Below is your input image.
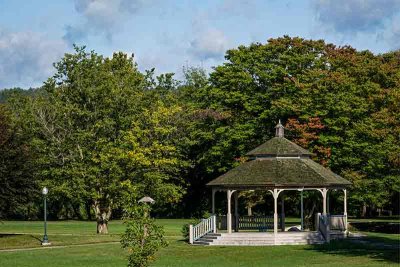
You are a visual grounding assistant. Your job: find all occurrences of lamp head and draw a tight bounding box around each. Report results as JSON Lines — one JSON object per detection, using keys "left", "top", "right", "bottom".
{"left": 42, "top": 187, "right": 48, "bottom": 195}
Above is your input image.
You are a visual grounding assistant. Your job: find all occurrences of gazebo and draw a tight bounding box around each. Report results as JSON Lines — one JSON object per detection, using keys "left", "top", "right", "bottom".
{"left": 189, "top": 121, "right": 351, "bottom": 245}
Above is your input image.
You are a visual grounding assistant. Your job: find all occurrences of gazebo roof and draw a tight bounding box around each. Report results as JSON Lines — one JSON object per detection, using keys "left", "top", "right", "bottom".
{"left": 207, "top": 157, "right": 351, "bottom": 188}
{"left": 207, "top": 121, "right": 351, "bottom": 189}
{"left": 246, "top": 137, "right": 313, "bottom": 157}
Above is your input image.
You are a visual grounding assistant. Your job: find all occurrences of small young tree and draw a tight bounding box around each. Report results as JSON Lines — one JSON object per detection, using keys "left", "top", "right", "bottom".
{"left": 121, "top": 203, "right": 167, "bottom": 267}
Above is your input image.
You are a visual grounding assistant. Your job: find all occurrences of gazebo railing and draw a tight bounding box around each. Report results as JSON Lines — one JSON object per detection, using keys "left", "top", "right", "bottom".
{"left": 329, "top": 215, "right": 347, "bottom": 231}
{"left": 189, "top": 215, "right": 216, "bottom": 244}
{"left": 218, "top": 215, "right": 282, "bottom": 231}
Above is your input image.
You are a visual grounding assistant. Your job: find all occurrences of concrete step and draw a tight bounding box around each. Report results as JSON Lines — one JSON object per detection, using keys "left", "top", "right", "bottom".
{"left": 211, "top": 241, "right": 275, "bottom": 246}
{"left": 206, "top": 233, "right": 222, "bottom": 237}
{"left": 193, "top": 241, "right": 211, "bottom": 245}
{"left": 194, "top": 232, "right": 325, "bottom": 246}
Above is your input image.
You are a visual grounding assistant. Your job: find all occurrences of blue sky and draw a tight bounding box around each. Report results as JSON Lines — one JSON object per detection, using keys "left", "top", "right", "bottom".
{"left": 0, "top": 0, "right": 399, "bottom": 89}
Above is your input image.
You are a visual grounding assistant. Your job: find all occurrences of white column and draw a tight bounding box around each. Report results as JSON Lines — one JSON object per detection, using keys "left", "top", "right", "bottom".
{"left": 212, "top": 188, "right": 216, "bottom": 214}
{"left": 300, "top": 190, "right": 304, "bottom": 231}
{"left": 327, "top": 192, "right": 330, "bottom": 214}
{"left": 273, "top": 189, "right": 278, "bottom": 242}
{"left": 269, "top": 189, "right": 282, "bottom": 244}
{"left": 227, "top": 190, "right": 232, "bottom": 234}
{"left": 234, "top": 191, "right": 239, "bottom": 232}
{"left": 212, "top": 215, "right": 217, "bottom": 233}
{"left": 343, "top": 189, "right": 348, "bottom": 232}
{"left": 322, "top": 188, "right": 328, "bottom": 215}
{"left": 281, "top": 195, "right": 285, "bottom": 231}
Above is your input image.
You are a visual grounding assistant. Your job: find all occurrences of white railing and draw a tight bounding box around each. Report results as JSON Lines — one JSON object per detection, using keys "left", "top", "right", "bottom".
{"left": 329, "top": 215, "right": 347, "bottom": 231}
{"left": 317, "top": 213, "right": 330, "bottom": 242}
{"left": 189, "top": 215, "right": 216, "bottom": 244}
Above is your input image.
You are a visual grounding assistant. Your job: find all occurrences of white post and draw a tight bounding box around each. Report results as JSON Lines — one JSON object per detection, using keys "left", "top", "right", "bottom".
{"left": 273, "top": 189, "right": 278, "bottom": 244}
{"left": 234, "top": 191, "right": 239, "bottom": 232}
{"left": 212, "top": 188, "right": 216, "bottom": 214}
{"left": 343, "top": 189, "right": 348, "bottom": 233}
{"left": 322, "top": 188, "right": 328, "bottom": 215}
{"left": 315, "top": 212, "right": 320, "bottom": 231}
{"left": 227, "top": 190, "right": 232, "bottom": 234}
{"left": 327, "top": 191, "right": 330, "bottom": 214}
{"left": 281, "top": 195, "right": 285, "bottom": 231}
{"left": 300, "top": 190, "right": 304, "bottom": 231}
{"left": 189, "top": 224, "right": 193, "bottom": 244}
{"left": 212, "top": 215, "right": 217, "bottom": 233}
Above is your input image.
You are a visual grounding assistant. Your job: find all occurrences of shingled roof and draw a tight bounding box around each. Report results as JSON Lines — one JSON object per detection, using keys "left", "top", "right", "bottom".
{"left": 207, "top": 121, "right": 351, "bottom": 189}
{"left": 246, "top": 137, "right": 313, "bottom": 157}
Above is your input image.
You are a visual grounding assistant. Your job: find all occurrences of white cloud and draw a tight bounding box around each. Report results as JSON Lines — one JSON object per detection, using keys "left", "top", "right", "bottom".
{"left": 313, "top": 0, "right": 400, "bottom": 34}
{"left": 189, "top": 28, "right": 230, "bottom": 60}
{"left": 0, "top": 29, "right": 67, "bottom": 89}
{"left": 64, "top": 0, "right": 154, "bottom": 44}
{"left": 389, "top": 17, "right": 400, "bottom": 49}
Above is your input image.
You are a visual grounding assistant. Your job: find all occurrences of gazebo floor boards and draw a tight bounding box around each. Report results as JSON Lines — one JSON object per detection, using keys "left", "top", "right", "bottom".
{"left": 193, "top": 231, "right": 326, "bottom": 246}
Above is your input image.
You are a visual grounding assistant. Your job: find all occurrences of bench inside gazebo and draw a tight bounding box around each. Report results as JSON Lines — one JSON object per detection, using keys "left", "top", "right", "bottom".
{"left": 189, "top": 121, "right": 351, "bottom": 246}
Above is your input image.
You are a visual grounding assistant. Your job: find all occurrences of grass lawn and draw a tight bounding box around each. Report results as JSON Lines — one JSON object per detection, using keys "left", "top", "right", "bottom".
{"left": 0, "top": 219, "right": 398, "bottom": 267}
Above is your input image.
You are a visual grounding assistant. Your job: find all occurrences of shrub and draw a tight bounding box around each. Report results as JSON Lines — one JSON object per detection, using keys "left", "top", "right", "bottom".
{"left": 121, "top": 205, "right": 167, "bottom": 267}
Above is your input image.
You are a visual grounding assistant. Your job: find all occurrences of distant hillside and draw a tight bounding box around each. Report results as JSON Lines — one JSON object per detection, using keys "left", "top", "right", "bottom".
{"left": 0, "top": 87, "right": 42, "bottom": 103}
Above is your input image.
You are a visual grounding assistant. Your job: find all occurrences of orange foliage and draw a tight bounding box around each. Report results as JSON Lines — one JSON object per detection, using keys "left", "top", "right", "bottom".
{"left": 285, "top": 117, "right": 331, "bottom": 166}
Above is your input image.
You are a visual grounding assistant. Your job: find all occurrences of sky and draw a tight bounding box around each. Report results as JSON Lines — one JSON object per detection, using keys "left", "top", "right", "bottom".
{"left": 0, "top": 0, "right": 399, "bottom": 89}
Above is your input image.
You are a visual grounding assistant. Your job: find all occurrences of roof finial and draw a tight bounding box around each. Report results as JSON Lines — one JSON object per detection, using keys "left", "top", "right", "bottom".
{"left": 275, "top": 120, "right": 284, "bottom": 137}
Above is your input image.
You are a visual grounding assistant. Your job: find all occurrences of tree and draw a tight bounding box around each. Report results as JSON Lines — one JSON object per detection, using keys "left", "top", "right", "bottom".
{"left": 0, "top": 104, "right": 37, "bottom": 218}
{"left": 28, "top": 47, "right": 185, "bottom": 232}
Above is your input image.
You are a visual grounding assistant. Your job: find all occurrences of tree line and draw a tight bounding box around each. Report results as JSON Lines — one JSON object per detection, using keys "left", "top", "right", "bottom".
{"left": 0, "top": 37, "right": 399, "bottom": 232}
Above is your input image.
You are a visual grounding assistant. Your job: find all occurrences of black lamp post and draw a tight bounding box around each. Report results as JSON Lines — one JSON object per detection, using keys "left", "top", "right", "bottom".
{"left": 41, "top": 187, "right": 50, "bottom": 246}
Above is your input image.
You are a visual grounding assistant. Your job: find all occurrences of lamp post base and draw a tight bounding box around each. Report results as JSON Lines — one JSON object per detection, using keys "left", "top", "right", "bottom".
{"left": 42, "top": 235, "right": 50, "bottom": 246}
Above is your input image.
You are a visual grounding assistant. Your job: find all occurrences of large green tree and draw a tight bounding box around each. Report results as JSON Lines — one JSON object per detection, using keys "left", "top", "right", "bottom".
{"left": 27, "top": 47, "right": 185, "bottom": 232}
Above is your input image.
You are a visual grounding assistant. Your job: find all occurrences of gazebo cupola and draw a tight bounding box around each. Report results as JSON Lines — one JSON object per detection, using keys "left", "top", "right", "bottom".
{"left": 246, "top": 120, "right": 313, "bottom": 160}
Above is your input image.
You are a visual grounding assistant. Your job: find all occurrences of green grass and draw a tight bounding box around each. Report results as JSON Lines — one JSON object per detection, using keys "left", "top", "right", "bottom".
{"left": 0, "top": 219, "right": 398, "bottom": 267}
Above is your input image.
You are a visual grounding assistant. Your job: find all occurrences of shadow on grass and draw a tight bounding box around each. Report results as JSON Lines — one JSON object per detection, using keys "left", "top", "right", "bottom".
{"left": 29, "top": 234, "right": 43, "bottom": 243}
{"left": 350, "top": 222, "right": 400, "bottom": 234}
{"left": 307, "top": 237, "right": 400, "bottom": 264}
{"left": 0, "top": 233, "right": 43, "bottom": 245}
{"left": 0, "top": 233, "right": 19, "bottom": 237}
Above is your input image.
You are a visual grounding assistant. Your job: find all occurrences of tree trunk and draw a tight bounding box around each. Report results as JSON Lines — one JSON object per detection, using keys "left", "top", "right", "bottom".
{"left": 97, "top": 220, "right": 109, "bottom": 234}
{"left": 361, "top": 203, "right": 367, "bottom": 218}
{"left": 247, "top": 206, "right": 252, "bottom": 216}
{"left": 93, "top": 200, "right": 112, "bottom": 234}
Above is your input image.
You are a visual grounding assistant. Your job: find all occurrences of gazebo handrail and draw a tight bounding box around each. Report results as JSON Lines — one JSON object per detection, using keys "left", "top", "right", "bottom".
{"left": 189, "top": 215, "right": 216, "bottom": 244}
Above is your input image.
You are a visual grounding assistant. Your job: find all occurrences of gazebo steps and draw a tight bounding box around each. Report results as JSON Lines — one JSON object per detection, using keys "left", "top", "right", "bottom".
{"left": 194, "top": 232, "right": 325, "bottom": 246}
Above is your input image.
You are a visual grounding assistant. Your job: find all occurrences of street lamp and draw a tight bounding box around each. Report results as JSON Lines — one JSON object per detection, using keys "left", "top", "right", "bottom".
{"left": 41, "top": 187, "right": 51, "bottom": 246}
